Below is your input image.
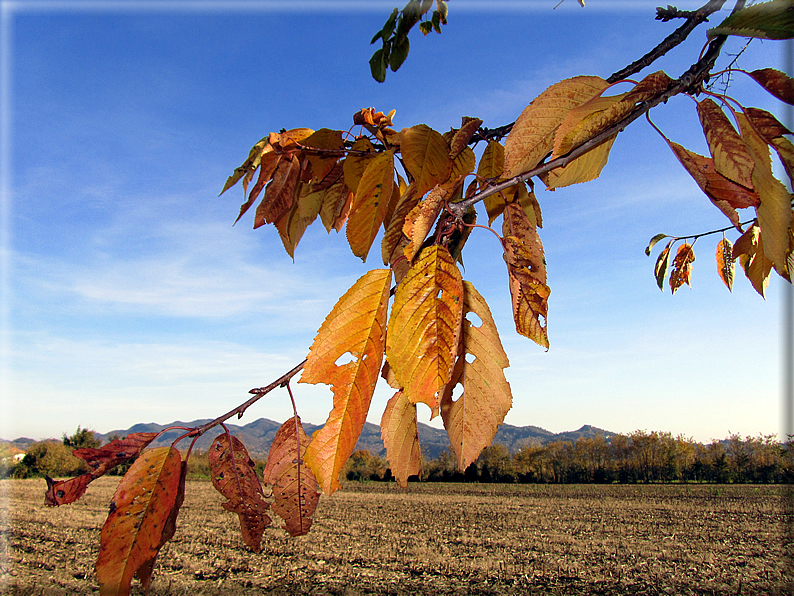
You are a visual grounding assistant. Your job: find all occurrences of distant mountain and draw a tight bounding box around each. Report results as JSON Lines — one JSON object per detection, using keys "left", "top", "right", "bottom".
{"left": 89, "top": 418, "right": 614, "bottom": 462}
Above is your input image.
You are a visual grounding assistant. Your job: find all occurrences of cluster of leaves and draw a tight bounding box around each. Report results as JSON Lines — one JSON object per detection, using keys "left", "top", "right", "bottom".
{"left": 645, "top": 68, "right": 794, "bottom": 297}
{"left": 369, "top": 0, "right": 448, "bottom": 82}
{"left": 43, "top": 1, "right": 794, "bottom": 594}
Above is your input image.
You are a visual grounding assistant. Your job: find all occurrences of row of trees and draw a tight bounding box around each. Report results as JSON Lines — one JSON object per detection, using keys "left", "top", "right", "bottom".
{"left": 344, "top": 431, "right": 793, "bottom": 484}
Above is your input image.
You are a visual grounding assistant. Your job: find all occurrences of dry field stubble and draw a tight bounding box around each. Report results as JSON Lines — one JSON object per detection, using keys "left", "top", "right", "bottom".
{"left": 1, "top": 478, "right": 790, "bottom": 595}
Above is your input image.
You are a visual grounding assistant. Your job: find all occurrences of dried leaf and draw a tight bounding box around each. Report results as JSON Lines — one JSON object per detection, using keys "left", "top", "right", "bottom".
{"left": 380, "top": 390, "right": 422, "bottom": 487}
{"left": 301, "top": 269, "right": 392, "bottom": 495}
{"left": 45, "top": 433, "right": 158, "bottom": 507}
{"left": 504, "top": 76, "right": 609, "bottom": 178}
{"left": 669, "top": 243, "right": 695, "bottom": 294}
{"left": 400, "top": 124, "right": 453, "bottom": 196}
{"left": 275, "top": 184, "right": 324, "bottom": 258}
{"left": 386, "top": 245, "right": 463, "bottom": 414}
{"left": 236, "top": 152, "right": 281, "bottom": 226}
{"left": 261, "top": 417, "right": 320, "bottom": 537}
{"left": 697, "top": 98, "right": 755, "bottom": 189}
{"left": 255, "top": 154, "right": 300, "bottom": 228}
{"left": 209, "top": 434, "right": 271, "bottom": 552}
{"left": 221, "top": 137, "right": 270, "bottom": 196}
{"left": 449, "top": 117, "right": 483, "bottom": 158}
{"left": 717, "top": 238, "right": 735, "bottom": 291}
{"left": 347, "top": 149, "right": 395, "bottom": 260}
{"left": 502, "top": 202, "right": 549, "bottom": 347}
{"left": 402, "top": 184, "right": 448, "bottom": 261}
{"left": 95, "top": 447, "right": 183, "bottom": 596}
{"left": 654, "top": 241, "right": 673, "bottom": 291}
{"left": 440, "top": 281, "right": 512, "bottom": 471}
{"left": 302, "top": 128, "right": 345, "bottom": 182}
{"left": 622, "top": 71, "right": 674, "bottom": 104}
{"left": 382, "top": 183, "right": 420, "bottom": 266}
{"left": 744, "top": 107, "right": 793, "bottom": 140}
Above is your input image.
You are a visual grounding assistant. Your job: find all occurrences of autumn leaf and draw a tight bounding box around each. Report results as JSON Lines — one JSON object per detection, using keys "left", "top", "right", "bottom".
{"left": 654, "top": 240, "right": 673, "bottom": 291}
{"left": 386, "top": 245, "right": 463, "bottom": 414}
{"left": 736, "top": 111, "right": 794, "bottom": 274}
{"left": 747, "top": 68, "right": 794, "bottom": 104}
{"left": 502, "top": 202, "right": 550, "bottom": 347}
{"left": 504, "top": 76, "right": 609, "bottom": 178}
{"left": 275, "top": 183, "right": 324, "bottom": 258}
{"left": 95, "top": 447, "right": 183, "bottom": 596}
{"left": 622, "top": 71, "right": 674, "bottom": 104}
{"left": 697, "top": 98, "right": 755, "bottom": 189}
{"left": 733, "top": 224, "right": 774, "bottom": 296}
{"left": 645, "top": 233, "right": 669, "bottom": 257}
{"left": 476, "top": 140, "right": 507, "bottom": 225}
{"left": 402, "top": 184, "right": 449, "bottom": 261}
{"left": 717, "top": 238, "right": 735, "bottom": 291}
{"left": 319, "top": 178, "right": 353, "bottom": 233}
{"left": 209, "top": 434, "right": 271, "bottom": 552}
{"left": 400, "top": 124, "right": 453, "bottom": 196}
{"left": 552, "top": 92, "right": 631, "bottom": 158}
{"left": 343, "top": 137, "right": 377, "bottom": 194}
{"left": 301, "top": 268, "right": 392, "bottom": 495}
{"left": 382, "top": 183, "right": 420, "bottom": 267}
{"left": 669, "top": 243, "right": 695, "bottom": 294}
{"left": 543, "top": 134, "right": 617, "bottom": 189}
{"left": 45, "top": 433, "right": 158, "bottom": 507}
{"left": 449, "top": 117, "right": 483, "bottom": 158}
{"left": 255, "top": 154, "right": 300, "bottom": 229}
{"left": 380, "top": 389, "right": 422, "bottom": 487}
{"left": 261, "top": 416, "right": 320, "bottom": 537}
{"left": 347, "top": 149, "right": 395, "bottom": 260}
{"left": 440, "top": 281, "right": 512, "bottom": 471}
{"left": 302, "top": 128, "right": 345, "bottom": 182}
{"left": 236, "top": 152, "right": 281, "bottom": 226}
{"left": 220, "top": 136, "right": 270, "bottom": 197}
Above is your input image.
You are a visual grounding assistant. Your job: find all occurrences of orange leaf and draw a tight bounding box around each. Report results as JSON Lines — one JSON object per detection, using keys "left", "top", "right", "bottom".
{"left": 380, "top": 390, "right": 422, "bottom": 487}
{"left": 209, "top": 434, "right": 271, "bottom": 552}
{"left": 748, "top": 68, "right": 794, "bottom": 105}
{"left": 400, "top": 124, "right": 453, "bottom": 196}
{"left": 669, "top": 243, "right": 695, "bottom": 294}
{"left": 381, "top": 183, "right": 420, "bottom": 267}
{"left": 254, "top": 154, "right": 300, "bottom": 228}
{"left": 274, "top": 183, "right": 324, "bottom": 258}
{"left": 552, "top": 92, "right": 630, "bottom": 158}
{"left": 343, "top": 138, "right": 377, "bottom": 194}
{"left": 45, "top": 433, "right": 157, "bottom": 507}
{"left": 301, "top": 268, "right": 392, "bottom": 495}
{"left": 402, "top": 184, "right": 449, "bottom": 262}
{"left": 449, "top": 117, "right": 483, "bottom": 159}
{"left": 622, "top": 71, "right": 673, "bottom": 105}
{"left": 95, "top": 447, "right": 182, "bottom": 596}
{"left": 502, "top": 202, "right": 550, "bottom": 347}
{"left": 654, "top": 240, "right": 673, "bottom": 291}
{"left": 697, "top": 98, "right": 755, "bottom": 189}
{"left": 744, "top": 107, "right": 793, "bottom": 140}
{"left": 236, "top": 152, "right": 281, "bottom": 226}
{"left": 346, "top": 149, "right": 395, "bottom": 260}
{"left": 440, "top": 281, "right": 512, "bottom": 471}
{"left": 261, "top": 417, "right": 320, "bottom": 537}
{"left": 716, "top": 238, "right": 735, "bottom": 291}
{"left": 386, "top": 245, "right": 463, "bottom": 414}
{"left": 504, "top": 76, "right": 609, "bottom": 178}
{"left": 301, "top": 128, "right": 345, "bottom": 182}
{"left": 733, "top": 224, "right": 773, "bottom": 297}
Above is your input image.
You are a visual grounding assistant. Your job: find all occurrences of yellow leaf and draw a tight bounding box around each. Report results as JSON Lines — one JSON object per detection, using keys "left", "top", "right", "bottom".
{"left": 380, "top": 390, "right": 422, "bottom": 487}
{"left": 543, "top": 134, "right": 617, "bottom": 190}
{"left": 697, "top": 98, "right": 755, "bottom": 189}
{"left": 552, "top": 92, "right": 631, "bottom": 158}
{"left": 386, "top": 245, "right": 463, "bottom": 414}
{"left": 733, "top": 224, "right": 773, "bottom": 297}
{"left": 502, "top": 202, "right": 550, "bottom": 347}
{"left": 402, "top": 184, "right": 449, "bottom": 262}
{"left": 343, "top": 138, "right": 376, "bottom": 194}
{"left": 504, "top": 76, "right": 609, "bottom": 178}
{"left": 274, "top": 183, "right": 323, "bottom": 258}
{"left": 736, "top": 111, "right": 794, "bottom": 274}
{"left": 318, "top": 178, "right": 352, "bottom": 233}
{"left": 449, "top": 117, "right": 483, "bottom": 158}
{"left": 440, "top": 281, "right": 512, "bottom": 471}
{"left": 301, "top": 269, "right": 392, "bottom": 495}
{"left": 346, "top": 149, "right": 395, "bottom": 261}
{"left": 302, "top": 128, "right": 345, "bottom": 182}
{"left": 381, "top": 183, "right": 420, "bottom": 266}
{"left": 400, "top": 124, "right": 453, "bottom": 196}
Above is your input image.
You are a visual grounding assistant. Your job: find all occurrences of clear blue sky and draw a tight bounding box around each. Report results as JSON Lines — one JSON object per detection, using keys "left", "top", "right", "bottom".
{"left": 1, "top": 1, "right": 789, "bottom": 444}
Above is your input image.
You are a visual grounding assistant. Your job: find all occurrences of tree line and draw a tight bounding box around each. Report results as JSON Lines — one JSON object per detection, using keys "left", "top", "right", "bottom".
{"left": 343, "top": 430, "right": 793, "bottom": 484}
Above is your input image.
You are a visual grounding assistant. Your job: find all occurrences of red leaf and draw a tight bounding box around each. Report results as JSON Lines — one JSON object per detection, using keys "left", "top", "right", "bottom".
{"left": 261, "top": 417, "right": 320, "bottom": 537}
{"left": 209, "top": 434, "right": 271, "bottom": 552}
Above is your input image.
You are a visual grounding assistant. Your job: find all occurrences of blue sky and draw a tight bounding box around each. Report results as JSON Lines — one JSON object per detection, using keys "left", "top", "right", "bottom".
{"left": 1, "top": 0, "right": 790, "bottom": 444}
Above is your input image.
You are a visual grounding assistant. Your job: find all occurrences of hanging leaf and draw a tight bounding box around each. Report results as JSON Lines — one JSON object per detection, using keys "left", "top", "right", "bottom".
{"left": 346, "top": 149, "right": 395, "bottom": 261}
{"left": 502, "top": 202, "right": 550, "bottom": 347}
{"left": 45, "top": 433, "right": 157, "bottom": 507}
{"left": 220, "top": 137, "right": 270, "bottom": 196}
{"left": 301, "top": 269, "right": 392, "bottom": 495}
{"left": 669, "top": 243, "right": 696, "bottom": 294}
{"left": 542, "top": 134, "right": 617, "bottom": 189}
{"left": 654, "top": 240, "right": 674, "bottom": 291}
{"left": 449, "top": 117, "right": 483, "bottom": 158}
{"left": 302, "top": 128, "right": 345, "bottom": 182}
{"left": 275, "top": 184, "right": 324, "bottom": 258}
{"left": 382, "top": 183, "right": 421, "bottom": 267}
{"left": 504, "top": 76, "right": 609, "bottom": 178}
{"left": 237, "top": 152, "right": 281, "bottom": 226}
{"left": 707, "top": 0, "right": 794, "bottom": 41}
{"left": 645, "top": 233, "right": 669, "bottom": 257}
{"left": 400, "top": 124, "right": 453, "bottom": 196}
{"left": 386, "top": 245, "right": 464, "bottom": 414}
{"left": 254, "top": 154, "right": 300, "bottom": 229}
{"left": 261, "top": 417, "right": 320, "bottom": 537}
{"left": 733, "top": 224, "right": 774, "bottom": 297}
{"left": 477, "top": 140, "right": 507, "bottom": 225}
{"left": 343, "top": 138, "right": 377, "bottom": 194}
{"left": 736, "top": 111, "right": 794, "bottom": 275}
{"left": 744, "top": 107, "right": 793, "bottom": 139}
{"left": 717, "top": 238, "right": 736, "bottom": 291}
{"left": 402, "top": 184, "right": 449, "bottom": 261}
{"left": 380, "top": 390, "right": 422, "bottom": 487}
{"left": 440, "top": 281, "right": 512, "bottom": 471}
{"left": 209, "top": 434, "right": 271, "bottom": 552}
{"left": 697, "top": 98, "right": 755, "bottom": 189}
{"left": 95, "top": 447, "right": 183, "bottom": 596}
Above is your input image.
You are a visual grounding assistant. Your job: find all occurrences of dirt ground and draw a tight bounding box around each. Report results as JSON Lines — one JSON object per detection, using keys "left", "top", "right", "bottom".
{"left": 1, "top": 478, "right": 791, "bottom": 595}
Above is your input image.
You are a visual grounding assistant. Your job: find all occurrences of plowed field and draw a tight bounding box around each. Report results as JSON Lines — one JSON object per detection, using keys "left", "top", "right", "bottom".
{"left": 1, "top": 479, "right": 790, "bottom": 595}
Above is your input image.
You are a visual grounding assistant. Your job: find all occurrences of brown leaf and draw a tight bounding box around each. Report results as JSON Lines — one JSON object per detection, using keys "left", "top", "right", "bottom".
{"left": 440, "top": 281, "right": 512, "bottom": 471}
{"left": 477, "top": 140, "right": 507, "bottom": 225}
{"left": 209, "top": 434, "right": 271, "bottom": 552}
{"left": 301, "top": 128, "right": 345, "bottom": 183}
{"left": 669, "top": 243, "right": 695, "bottom": 294}
{"left": 261, "top": 417, "right": 320, "bottom": 537}
{"left": 301, "top": 269, "right": 392, "bottom": 495}
{"left": 622, "top": 71, "right": 674, "bottom": 105}
{"left": 402, "top": 184, "right": 449, "bottom": 262}
{"left": 716, "top": 238, "right": 735, "bottom": 291}
{"left": 697, "top": 98, "right": 755, "bottom": 189}
{"left": 236, "top": 152, "right": 281, "bottom": 226}
{"left": 744, "top": 107, "right": 793, "bottom": 140}
{"left": 381, "top": 183, "right": 420, "bottom": 267}
{"left": 380, "top": 390, "right": 422, "bottom": 487}
{"left": 95, "top": 447, "right": 183, "bottom": 596}
{"left": 386, "top": 245, "right": 464, "bottom": 414}
{"left": 748, "top": 68, "right": 794, "bottom": 105}
{"left": 254, "top": 154, "right": 300, "bottom": 228}
{"left": 400, "top": 124, "right": 453, "bottom": 196}
{"left": 449, "top": 117, "right": 483, "bottom": 158}
{"left": 45, "top": 433, "right": 158, "bottom": 507}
